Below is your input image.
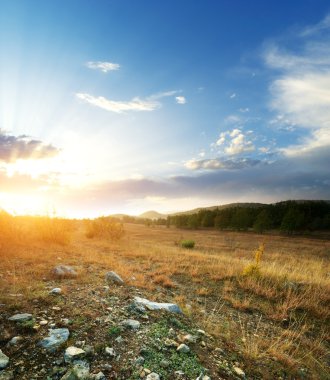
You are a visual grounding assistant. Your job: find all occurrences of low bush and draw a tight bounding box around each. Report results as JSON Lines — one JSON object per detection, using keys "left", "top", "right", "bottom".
{"left": 180, "top": 239, "right": 195, "bottom": 249}
{"left": 85, "top": 217, "right": 125, "bottom": 240}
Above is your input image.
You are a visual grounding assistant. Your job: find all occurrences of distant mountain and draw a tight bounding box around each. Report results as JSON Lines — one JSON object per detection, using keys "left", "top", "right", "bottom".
{"left": 139, "top": 210, "right": 167, "bottom": 220}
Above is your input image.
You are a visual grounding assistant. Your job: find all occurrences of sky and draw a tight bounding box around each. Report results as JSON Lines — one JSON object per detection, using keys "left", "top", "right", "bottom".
{"left": 0, "top": 0, "right": 330, "bottom": 218}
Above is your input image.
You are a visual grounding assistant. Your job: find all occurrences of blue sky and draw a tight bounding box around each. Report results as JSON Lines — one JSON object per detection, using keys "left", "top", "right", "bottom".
{"left": 0, "top": 1, "right": 329, "bottom": 217}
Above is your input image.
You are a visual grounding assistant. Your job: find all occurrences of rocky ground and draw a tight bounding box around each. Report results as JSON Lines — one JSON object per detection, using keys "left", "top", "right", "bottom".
{"left": 0, "top": 265, "right": 251, "bottom": 380}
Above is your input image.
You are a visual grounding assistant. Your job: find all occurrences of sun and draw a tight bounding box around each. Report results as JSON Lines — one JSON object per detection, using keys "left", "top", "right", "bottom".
{"left": 0, "top": 192, "right": 48, "bottom": 216}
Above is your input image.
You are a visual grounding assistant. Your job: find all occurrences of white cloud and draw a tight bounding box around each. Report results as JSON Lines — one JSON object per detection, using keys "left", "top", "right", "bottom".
{"left": 175, "top": 96, "right": 186, "bottom": 104}
{"left": 265, "top": 18, "right": 330, "bottom": 156}
{"left": 86, "top": 61, "right": 120, "bottom": 72}
{"left": 239, "top": 107, "right": 250, "bottom": 113}
{"left": 215, "top": 129, "right": 255, "bottom": 155}
{"left": 76, "top": 90, "right": 179, "bottom": 113}
{"left": 230, "top": 93, "right": 236, "bottom": 99}
{"left": 76, "top": 93, "right": 159, "bottom": 113}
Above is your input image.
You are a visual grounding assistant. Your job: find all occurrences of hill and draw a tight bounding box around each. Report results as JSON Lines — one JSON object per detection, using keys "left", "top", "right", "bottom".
{"left": 138, "top": 210, "right": 167, "bottom": 220}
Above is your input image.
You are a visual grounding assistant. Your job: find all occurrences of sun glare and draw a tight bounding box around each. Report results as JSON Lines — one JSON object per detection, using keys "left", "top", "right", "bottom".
{"left": 0, "top": 192, "right": 48, "bottom": 216}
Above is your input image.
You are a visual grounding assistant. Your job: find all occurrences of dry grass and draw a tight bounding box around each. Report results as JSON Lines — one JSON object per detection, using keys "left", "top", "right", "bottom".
{"left": 0, "top": 220, "right": 329, "bottom": 378}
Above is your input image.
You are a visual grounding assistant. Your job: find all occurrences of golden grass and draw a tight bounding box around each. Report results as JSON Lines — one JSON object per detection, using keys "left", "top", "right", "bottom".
{"left": 0, "top": 220, "right": 329, "bottom": 378}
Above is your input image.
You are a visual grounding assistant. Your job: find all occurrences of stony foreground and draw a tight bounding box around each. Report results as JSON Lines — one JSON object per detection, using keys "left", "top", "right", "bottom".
{"left": 0, "top": 268, "right": 248, "bottom": 380}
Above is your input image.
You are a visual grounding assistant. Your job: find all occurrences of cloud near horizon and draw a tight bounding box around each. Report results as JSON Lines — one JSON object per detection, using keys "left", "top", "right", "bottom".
{"left": 0, "top": 131, "right": 59, "bottom": 163}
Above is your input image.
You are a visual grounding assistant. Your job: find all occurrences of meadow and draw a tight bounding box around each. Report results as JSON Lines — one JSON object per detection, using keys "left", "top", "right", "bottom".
{"left": 0, "top": 213, "right": 329, "bottom": 379}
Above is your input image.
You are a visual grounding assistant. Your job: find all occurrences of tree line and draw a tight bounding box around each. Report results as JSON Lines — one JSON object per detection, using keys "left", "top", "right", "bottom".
{"left": 164, "top": 201, "right": 330, "bottom": 234}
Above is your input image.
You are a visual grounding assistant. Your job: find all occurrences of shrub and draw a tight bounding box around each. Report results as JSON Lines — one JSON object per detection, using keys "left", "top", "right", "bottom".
{"left": 33, "top": 217, "right": 73, "bottom": 245}
{"left": 180, "top": 239, "right": 195, "bottom": 249}
{"left": 242, "top": 243, "right": 265, "bottom": 277}
{"left": 85, "top": 217, "right": 124, "bottom": 240}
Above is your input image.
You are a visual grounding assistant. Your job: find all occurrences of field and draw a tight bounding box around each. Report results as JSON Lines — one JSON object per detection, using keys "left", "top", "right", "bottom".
{"left": 0, "top": 217, "right": 329, "bottom": 379}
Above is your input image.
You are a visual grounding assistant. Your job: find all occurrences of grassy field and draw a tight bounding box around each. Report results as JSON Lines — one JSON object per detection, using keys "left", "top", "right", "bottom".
{"left": 0, "top": 216, "right": 329, "bottom": 379}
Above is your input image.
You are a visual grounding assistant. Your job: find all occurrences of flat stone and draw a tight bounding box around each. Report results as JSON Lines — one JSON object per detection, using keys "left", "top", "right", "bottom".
{"left": 105, "top": 271, "right": 124, "bottom": 284}
{"left": 64, "top": 346, "right": 86, "bottom": 363}
{"left": 0, "top": 349, "right": 9, "bottom": 369}
{"left": 39, "top": 328, "right": 70, "bottom": 352}
{"left": 183, "top": 334, "right": 198, "bottom": 343}
{"left": 53, "top": 265, "right": 77, "bottom": 278}
{"left": 177, "top": 343, "right": 190, "bottom": 353}
{"left": 50, "top": 288, "right": 62, "bottom": 294}
{"left": 134, "top": 296, "right": 182, "bottom": 313}
{"left": 7, "top": 336, "right": 23, "bottom": 346}
{"left": 146, "top": 374, "right": 160, "bottom": 380}
{"left": 121, "top": 319, "right": 140, "bottom": 330}
{"left": 105, "top": 347, "right": 116, "bottom": 357}
{"left": 8, "top": 313, "right": 33, "bottom": 322}
{"left": 233, "top": 366, "right": 245, "bottom": 377}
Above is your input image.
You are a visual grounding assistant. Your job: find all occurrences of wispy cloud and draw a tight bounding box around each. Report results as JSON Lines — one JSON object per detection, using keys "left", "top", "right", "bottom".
{"left": 76, "top": 90, "right": 179, "bottom": 113}
{"left": 0, "top": 131, "right": 59, "bottom": 163}
{"left": 76, "top": 93, "right": 160, "bottom": 113}
{"left": 175, "top": 96, "right": 187, "bottom": 104}
{"left": 185, "top": 157, "right": 261, "bottom": 170}
{"left": 230, "top": 93, "right": 236, "bottom": 99}
{"left": 86, "top": 61, "right": 120, "bottom": 72}
{"left": 265, "top": 15, "right": 330, "bottom": 155}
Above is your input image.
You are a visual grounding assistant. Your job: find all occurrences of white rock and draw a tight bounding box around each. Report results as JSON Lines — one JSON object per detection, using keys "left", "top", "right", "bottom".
{"left": 177, "top": 343, "right": 190, "bottom": 353}
{"left": 121, "top": 319, "right": 140, "bottom": 330}
{"left": 134, "top": 296, "right": 182, "bottom": 313}
{"left": 50, "top": 288, "right": 62, "bottom": 294}
{"left": 233, "top": 366, "right": 245, "bottom": 377}
{"left": 0, "top": 349, "right": 9, "bottom": 369}
{"left": 64, "top": 346, "right": 86, "bottom": 363}
{"left": 146, "top": 373, "right": 160, "bottom": 380}
{"left": 105, "top": 347, "right": 116, "bottom": 357}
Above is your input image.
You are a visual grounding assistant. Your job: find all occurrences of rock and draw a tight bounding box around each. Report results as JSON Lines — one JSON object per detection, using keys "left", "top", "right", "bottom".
{"left": 64, "top": 346, "right": 86, "bottom": 363}
{"left": 183, "top": 334, "right": 198, "bottom": 343}
{"left": 8, "top": 313, "right": 33, "bottom": 322}
{"left": 177, "top": 343, "right": 190, "bottom": 353}
{"left": 53, "top": 265, "right": 77, "bottom": 278}
{"left": 197, "top": 329, "right": 206, "bottom": 335}
{"left": 115, "top": 336, "right": 123, "bottom": 343}
{"left": 233, "top": 366, "right": 245, "bottom": 377}
{"left": 0, "top": 349, "right": 9, "bottom": 369}
{"left": 61, "top": 360, "right": 90, "bottom": 380}
{"left": 134, "top": 296, "right": 182, "bottom": 313}
{"left": 84, "top": 345, "right": 95, "bottom": 356}
{"left": 164, "top": 338, "right": 178, "bottom": 347}
{"left": 93, "top": 372, "right": 106, "bottom": 380}
{"left": 39, "top": 328, "right": 70, "bottom": 352}
{"left": 160, "top": 359, "right": 170, "bottom": 368}
{"left": 0, "top": 371, "right": 14, "bottom": 380}
{"left": 121, "top": 319, "right": 140, "bottom": 330}
{"left": 134, "top": 356, "right": 145, "bottom": 366}
{"left": 50, "top": 287, "right": 62, "bottom": 294}
{"left": 7, "top": 336, "right": 23, "bottom": 346}
{"left": 146, "top": 373, "right": 160, "bottom": 380}
{"left": 105, "top": 271, "right": 124, "bottom": 284}
{"left": 196, "top": 375, "right": 211, "bottom": 380}
{"left": 105, "top": 347, "right": 116, "bottom": 357}
{"left": 39, "top": 320, "right": 48, "bottom": 325}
